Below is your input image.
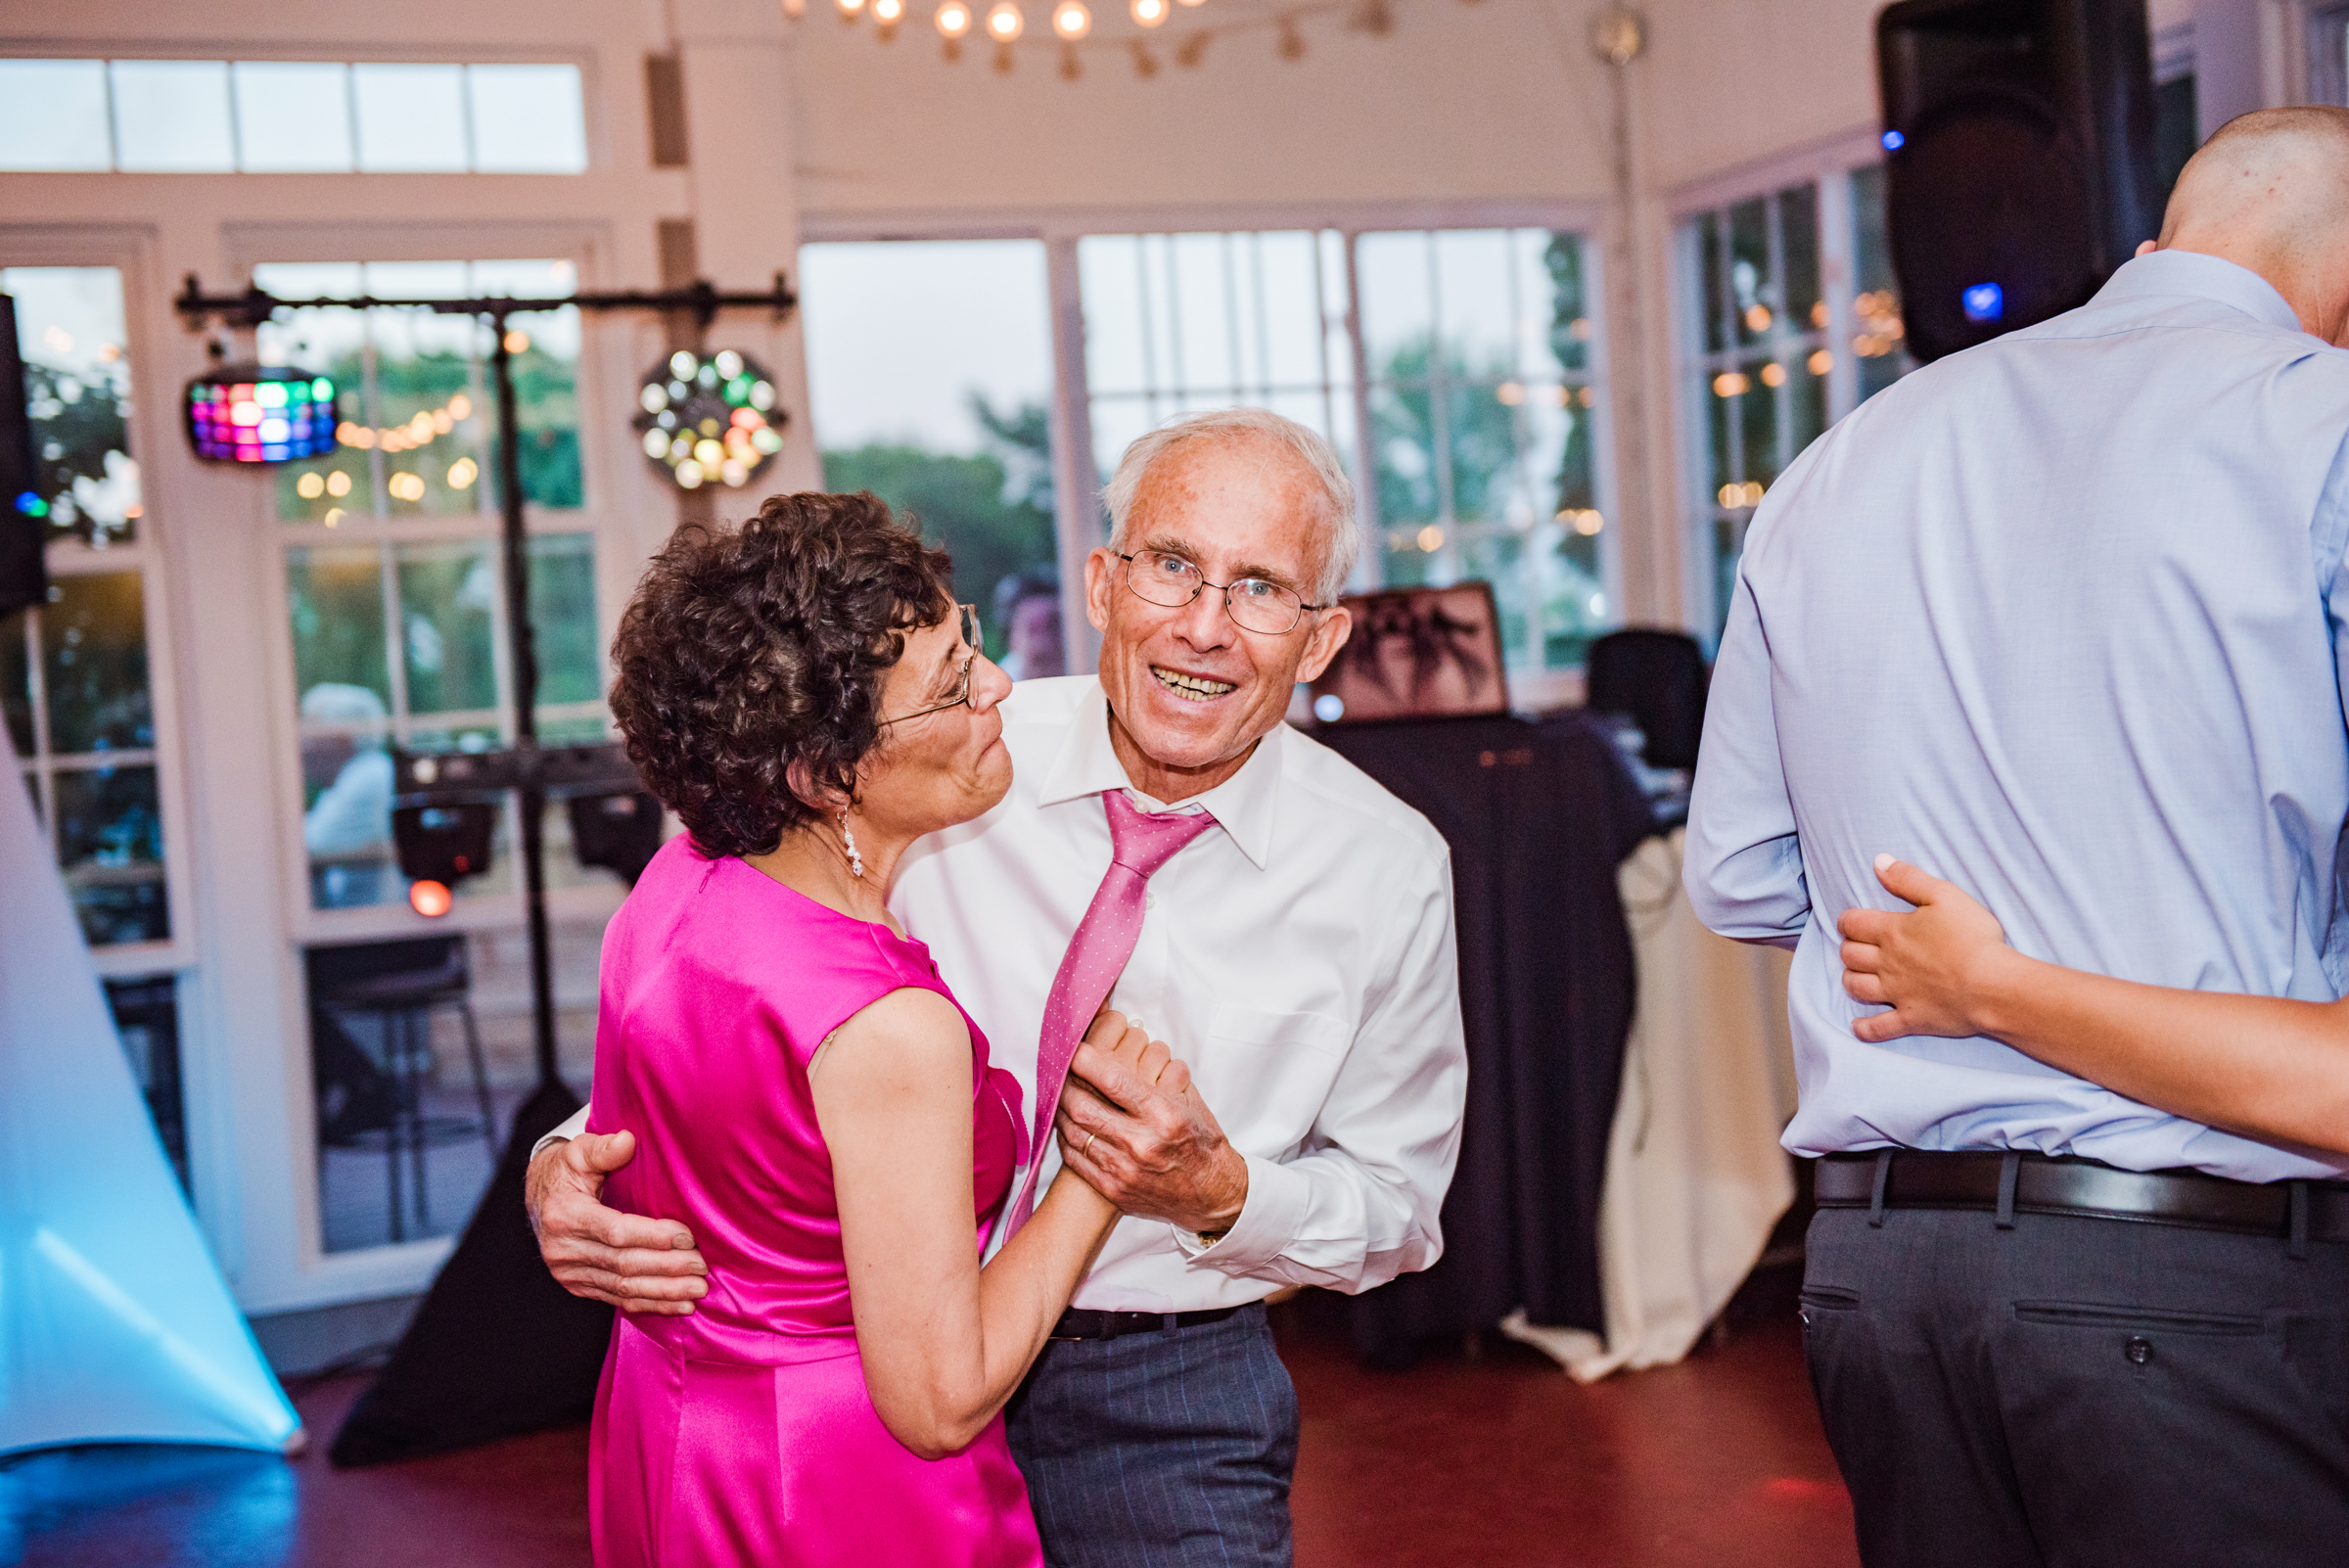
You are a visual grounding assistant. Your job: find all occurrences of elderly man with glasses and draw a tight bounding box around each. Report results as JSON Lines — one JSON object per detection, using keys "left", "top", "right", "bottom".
{"left": 529, "top": 406, "right": 1467, "bottom": 1567}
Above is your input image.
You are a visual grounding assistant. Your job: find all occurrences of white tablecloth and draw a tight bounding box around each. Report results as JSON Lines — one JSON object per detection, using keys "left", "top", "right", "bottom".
{"left": 1502, "top": 829, "right": 1799, "bottom": 1381}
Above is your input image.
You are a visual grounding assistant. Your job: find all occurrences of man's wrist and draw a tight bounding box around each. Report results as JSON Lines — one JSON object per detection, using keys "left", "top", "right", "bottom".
{"left": 1190, "top": 1146, "right": 1249, "bottom": 1234}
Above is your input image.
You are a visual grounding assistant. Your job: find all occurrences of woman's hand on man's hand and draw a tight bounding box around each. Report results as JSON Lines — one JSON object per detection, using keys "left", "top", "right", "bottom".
{"left": 1838, "top": 853, "right": 2014, "bottom": 1043}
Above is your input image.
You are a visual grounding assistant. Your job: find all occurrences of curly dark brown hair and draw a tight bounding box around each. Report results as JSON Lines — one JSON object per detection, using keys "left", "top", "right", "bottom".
{"left": 608, "top": 491, "right": 954, "bottom": 858}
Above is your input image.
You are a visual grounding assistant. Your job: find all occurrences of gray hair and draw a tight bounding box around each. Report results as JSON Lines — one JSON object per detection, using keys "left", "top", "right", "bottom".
{"left": 1100, "top": 406, "right": 1360, "bottom": 605}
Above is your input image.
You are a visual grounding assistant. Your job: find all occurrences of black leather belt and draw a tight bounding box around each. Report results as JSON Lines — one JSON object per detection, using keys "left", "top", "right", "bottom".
{"left": 1817, "top": 1150, "right": 2349, "bottom": 1241}
{"left": 1048, "top": 1305, "right": 1246, "bottom": 1342}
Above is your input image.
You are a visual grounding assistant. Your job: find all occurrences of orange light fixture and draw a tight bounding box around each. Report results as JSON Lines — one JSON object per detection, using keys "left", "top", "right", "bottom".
{"left": 409, "top": 879, "right": 455, "bottom": 918}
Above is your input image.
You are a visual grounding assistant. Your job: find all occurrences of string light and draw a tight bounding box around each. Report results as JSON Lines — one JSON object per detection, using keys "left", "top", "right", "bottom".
{"left": 781, "top": 0, "right": 807, "bottom": 16}
{"left": 795, "top": 0, "right": 1445, "bottom": 73}
{"left": 335, "top": 392, "right": 475, "bottom": 453}
{"left": 937, "top": 0, "right": 972, "bottom": 55}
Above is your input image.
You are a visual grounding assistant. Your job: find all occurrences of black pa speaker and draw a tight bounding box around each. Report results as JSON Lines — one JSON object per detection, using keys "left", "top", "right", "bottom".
{"left": 391, "top": 801, "right": 499, "bottom": 884}
{"left": 565, "top": 790, "right": 665, "bottom": 887}
{"left": 0, "top": 294, "right": 46, "bottom": 623}
{"left": 1877, "top": 0, "right": 2161, "bottom": 362}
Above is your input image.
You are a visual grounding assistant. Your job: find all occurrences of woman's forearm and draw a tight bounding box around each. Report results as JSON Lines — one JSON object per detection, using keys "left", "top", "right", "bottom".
{"left": 1966, "top": 946, "right": 2349, "bottom": 1154}
{"left": 969, "top": 1171, "right": 1116, "bottom": 1412}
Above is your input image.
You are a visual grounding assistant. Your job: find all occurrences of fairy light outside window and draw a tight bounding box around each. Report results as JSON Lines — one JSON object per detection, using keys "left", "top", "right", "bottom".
{"left": 1679, "top": 163, "right": 1913, "bottom": 641}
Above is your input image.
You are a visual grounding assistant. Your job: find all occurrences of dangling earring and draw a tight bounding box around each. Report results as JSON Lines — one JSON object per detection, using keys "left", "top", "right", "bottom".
{"left": 837, "top": 809, "right": 865, "bottom": 879}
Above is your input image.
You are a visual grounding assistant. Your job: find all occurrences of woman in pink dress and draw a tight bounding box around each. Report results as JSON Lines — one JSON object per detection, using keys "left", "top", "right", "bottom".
{"left": 582, "top": 492, "right": 1155, "bottom": 1567}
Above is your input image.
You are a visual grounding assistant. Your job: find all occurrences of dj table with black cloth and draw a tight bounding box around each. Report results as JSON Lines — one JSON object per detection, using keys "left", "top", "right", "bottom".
{"left": 1316, "top": 713, "right": 1656, "bottom": 1363}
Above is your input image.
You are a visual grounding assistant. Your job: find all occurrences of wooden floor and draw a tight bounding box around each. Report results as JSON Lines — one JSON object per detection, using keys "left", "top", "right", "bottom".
{"left": 0, "top": 1314, "right": 1856, "bottom": 1567}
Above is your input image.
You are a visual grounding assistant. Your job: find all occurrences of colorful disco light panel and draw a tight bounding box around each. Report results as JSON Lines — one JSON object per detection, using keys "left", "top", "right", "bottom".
{"left": 632, "top": 348, "right": 787, "bottom": 491}
{"left": 185, "top": 369, "right": 340, "bottom": 463}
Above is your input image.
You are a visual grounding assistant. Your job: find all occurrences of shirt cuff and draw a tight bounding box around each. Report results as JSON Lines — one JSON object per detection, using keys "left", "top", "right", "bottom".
{"left": 530, "top": 1102, "right": 593, "bottom": 1162}
{"left": 1170, "top": 1154, "right": 1307, "bottom": 1274}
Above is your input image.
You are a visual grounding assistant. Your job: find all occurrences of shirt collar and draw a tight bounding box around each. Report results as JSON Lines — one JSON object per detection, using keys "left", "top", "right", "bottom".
{"left": 1035, "top": 678, "right": 1284, "bottom": 871}
{"left": 2092, "top": 249, "right": 2306, "bottom": 335}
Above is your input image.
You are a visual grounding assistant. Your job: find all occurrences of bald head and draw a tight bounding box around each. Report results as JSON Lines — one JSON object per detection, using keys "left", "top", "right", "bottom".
{"left": 2153, "top": 107, "right": 2349, "bottom": 344}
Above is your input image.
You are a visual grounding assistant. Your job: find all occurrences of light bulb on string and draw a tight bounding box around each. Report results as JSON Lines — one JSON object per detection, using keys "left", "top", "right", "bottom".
{"left": 781, "top": 0, "right": 806, "bottom": 17}
{"left": 1174, "top": 0, "right": 1206, "bottom": 11}
{"left": 1277, "top": 14, "right": 1305, "bottom": 57}
{"left": 1053, "top": 0, "right": 1090, "bottom": 37}
{"left": 1176, "top": 28, "right": 1210, "bottom": 64}
{"left": 1131, "top": 0, "right": 1168, "bottom": 24}
{"left": 875, "top": 0, "right": 904, "bottom": 34}
{"left": 936, "top": 0, "right": 972, "bottom": 54}
{"left": 987, "top": 0, "right": 1025, "bottom": 38}
{"left": 839, "top": 0, "right": 867, "bottom": 18}
{"left": 1130, "top": 37, "right": 1161, "bottom": 72}
{"left": 1060, "top": 42, "right": 1082, "bottom": 76}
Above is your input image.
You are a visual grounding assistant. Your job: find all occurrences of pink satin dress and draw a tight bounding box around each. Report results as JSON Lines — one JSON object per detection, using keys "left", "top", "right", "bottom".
{"left": 587, "top": 837, "right": 1041, "bottom": 1568}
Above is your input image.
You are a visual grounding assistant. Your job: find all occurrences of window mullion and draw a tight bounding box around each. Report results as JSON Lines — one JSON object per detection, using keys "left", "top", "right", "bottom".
{"left": 1341, "top": 232, "right": 1382, "bottom": 588}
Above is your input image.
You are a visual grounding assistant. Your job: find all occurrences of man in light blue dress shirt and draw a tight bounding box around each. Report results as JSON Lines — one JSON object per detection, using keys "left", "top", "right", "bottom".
{"left": 1689, "top": 111, "right": 2349, "bottom": 1564}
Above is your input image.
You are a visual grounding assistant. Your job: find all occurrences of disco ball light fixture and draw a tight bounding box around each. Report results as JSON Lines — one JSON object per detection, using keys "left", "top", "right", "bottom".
{"left": 634, "top": 348, "right": 786, "bottom": 490}
{"left": 185, "top": 363, "right": 339, "bottom": 464}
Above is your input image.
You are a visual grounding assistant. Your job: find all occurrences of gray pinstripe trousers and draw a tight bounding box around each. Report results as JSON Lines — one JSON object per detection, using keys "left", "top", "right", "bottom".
{"left": 1004, "top": 1302, "right": 1298, "bottom": 1567}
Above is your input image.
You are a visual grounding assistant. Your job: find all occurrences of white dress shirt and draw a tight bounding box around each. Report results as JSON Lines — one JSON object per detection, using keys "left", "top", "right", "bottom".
{"left": 553, "top": 674, "right": 1467, "bottom": 1313}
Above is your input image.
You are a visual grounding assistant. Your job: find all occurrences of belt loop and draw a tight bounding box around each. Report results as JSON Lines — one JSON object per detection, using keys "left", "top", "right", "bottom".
{"left": 2289, "top": 1181, "right": 2311, "bottom": 1261}
{"left": 1868, "top": 1150, "right": 1894, "bottom": 1227}
{"left": 1162, "top": 1313, "right": 1179, "bottom": 1334}
{"left": 1996, "top": 1152, "right": 2021, "bottom": 1229}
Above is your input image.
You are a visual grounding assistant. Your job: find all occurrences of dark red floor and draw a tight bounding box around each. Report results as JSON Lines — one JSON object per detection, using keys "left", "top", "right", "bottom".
{"left": 0, "top": 1316, "right": 1855, "bottom": 1567}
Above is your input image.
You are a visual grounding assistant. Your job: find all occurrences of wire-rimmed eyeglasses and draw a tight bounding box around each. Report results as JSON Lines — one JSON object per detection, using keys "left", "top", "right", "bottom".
{"left": 879, "top": 604, "right": 982, "bottom": 726}
{"left": 1117, "top": 549, "right": 1325, "bottom": 635}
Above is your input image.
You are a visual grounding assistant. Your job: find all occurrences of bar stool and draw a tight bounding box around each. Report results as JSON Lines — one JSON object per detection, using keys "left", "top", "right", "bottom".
{"left": 308, "top": 936, "right": 496, "bottom": 1244}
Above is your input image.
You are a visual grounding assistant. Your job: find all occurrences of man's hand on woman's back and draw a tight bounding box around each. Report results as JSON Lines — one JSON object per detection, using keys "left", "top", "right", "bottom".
{"left": 527, "top": 1130, "right": 712, "bottom": 1314}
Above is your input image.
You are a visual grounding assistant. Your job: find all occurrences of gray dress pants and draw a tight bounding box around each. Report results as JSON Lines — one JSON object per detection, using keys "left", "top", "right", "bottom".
{"left": 1004, "top": 1302, "right": 1298, "bottom": 1568}
{"left": 1802, "top": 1204, "right": 2349, "bottom": 1567}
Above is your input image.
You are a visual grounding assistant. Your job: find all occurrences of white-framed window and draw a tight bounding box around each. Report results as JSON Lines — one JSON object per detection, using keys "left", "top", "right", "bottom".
{"left": 802, "top": 215, "right": 1616, "bottom": 708}
{"left": 0, "top": 60, "right": 588, "bottom": 174}
{"left": 252, "top": 260, "right": 603, "bottom": 916}
{"left": 1678, "top": 161, "right": 1912, "bottom": 640}
{"left": 4, "top": 264, "right": 191, "bottom": 961}
{"left": 240, "top": 254, "right": 624, "bottom": 1256}
{"left": 798, "top": 239, "right": 1064, "bottom": 675}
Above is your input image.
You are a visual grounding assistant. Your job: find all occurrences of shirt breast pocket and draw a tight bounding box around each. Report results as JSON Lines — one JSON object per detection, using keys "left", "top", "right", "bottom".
{"left": 1197, "top": 1004, "right": 1348, "bottom": 1150}
{"left": 1207, "top": 1004, "right": 1348, "bottom": 1056}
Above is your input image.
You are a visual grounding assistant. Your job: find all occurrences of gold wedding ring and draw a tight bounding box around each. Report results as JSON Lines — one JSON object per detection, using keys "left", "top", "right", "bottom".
{"left": 1082, "top": 1130, "right": 1098, "bottom": 1161}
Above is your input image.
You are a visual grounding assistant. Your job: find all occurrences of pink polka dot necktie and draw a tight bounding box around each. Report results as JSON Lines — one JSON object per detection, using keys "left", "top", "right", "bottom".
{"left": 999, "top": 789, "right": 1220, "bottom": 1240}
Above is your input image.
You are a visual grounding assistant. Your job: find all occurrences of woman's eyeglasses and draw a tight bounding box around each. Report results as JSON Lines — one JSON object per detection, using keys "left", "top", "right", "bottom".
{"left": 879, "top": 604, "right": 982, "bottom": 727}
